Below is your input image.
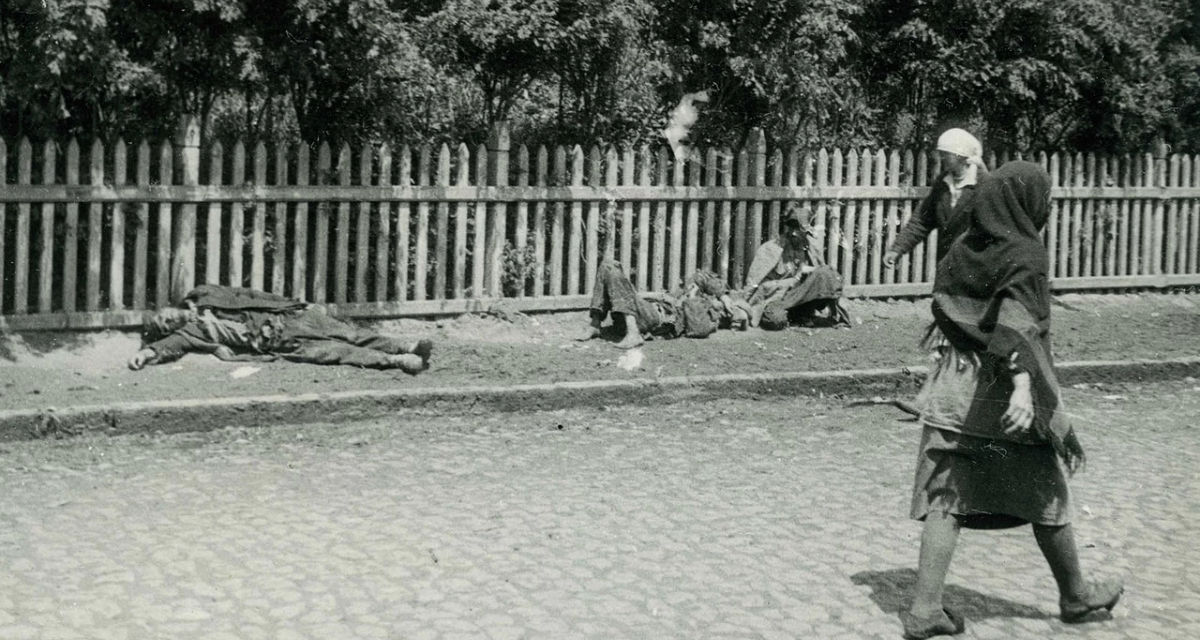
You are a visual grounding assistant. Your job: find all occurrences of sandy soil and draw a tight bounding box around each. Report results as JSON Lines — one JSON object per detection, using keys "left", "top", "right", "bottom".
{"left": 2, "top": 293, "right": 1198, "bottom": 412}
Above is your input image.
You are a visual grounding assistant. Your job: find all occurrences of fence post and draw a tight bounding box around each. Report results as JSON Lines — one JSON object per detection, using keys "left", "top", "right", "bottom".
{"left": 487, "top": 121, "right": 510, "bottom": 297}
{"left": 172, "top": 116, "right": 200, "bottom": 302}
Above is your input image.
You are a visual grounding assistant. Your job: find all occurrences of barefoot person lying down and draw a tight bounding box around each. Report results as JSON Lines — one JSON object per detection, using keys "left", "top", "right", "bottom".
{"left": 128, "top": 284, "right": 432, "bottom": 374}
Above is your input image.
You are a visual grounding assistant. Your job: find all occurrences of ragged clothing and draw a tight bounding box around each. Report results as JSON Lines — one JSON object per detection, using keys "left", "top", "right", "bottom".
{"left": 141, "top": 284, "right": 424, "bottom": 370}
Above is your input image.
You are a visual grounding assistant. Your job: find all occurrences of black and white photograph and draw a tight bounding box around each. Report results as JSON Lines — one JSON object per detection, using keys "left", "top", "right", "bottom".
{"left": 1, "top": 1, "right": 1198, "bottom": 638}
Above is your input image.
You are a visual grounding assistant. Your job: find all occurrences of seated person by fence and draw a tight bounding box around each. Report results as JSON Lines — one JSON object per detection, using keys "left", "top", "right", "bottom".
{"left": 577, "top": 260, "right": 741, "bottom": 349}
{"left": 128, "top": 284, "right": 433, "bottom": 374}
{"left": 742, "top": 209, "right": 851, "bottom": 330}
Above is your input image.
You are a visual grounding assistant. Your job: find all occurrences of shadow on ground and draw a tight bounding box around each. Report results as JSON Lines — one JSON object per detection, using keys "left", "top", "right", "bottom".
{"left": 851, "top": 568, "right": 1051, "bottom": 621}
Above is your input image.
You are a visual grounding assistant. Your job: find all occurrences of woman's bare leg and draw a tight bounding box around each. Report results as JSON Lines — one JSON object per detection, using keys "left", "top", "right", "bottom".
{"left": 909, "top": 512, "right": 961, "bottom": 617}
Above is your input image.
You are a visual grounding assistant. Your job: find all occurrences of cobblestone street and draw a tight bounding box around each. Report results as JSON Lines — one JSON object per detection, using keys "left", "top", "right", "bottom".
{"left": 1, "top": 380, "right": 1197, "bottom": 639}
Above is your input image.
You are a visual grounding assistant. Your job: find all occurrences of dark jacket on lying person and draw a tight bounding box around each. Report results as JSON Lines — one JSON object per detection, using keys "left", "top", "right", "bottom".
{"left": 130, "top": 284, "right": 432, "bottom": 373}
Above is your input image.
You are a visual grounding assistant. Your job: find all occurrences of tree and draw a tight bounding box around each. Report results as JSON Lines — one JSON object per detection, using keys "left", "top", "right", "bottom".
{"left": 653, "top": 0, "right": 869, "bottom": 147}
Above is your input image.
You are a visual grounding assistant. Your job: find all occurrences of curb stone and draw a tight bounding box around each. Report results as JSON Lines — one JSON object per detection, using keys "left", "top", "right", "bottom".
{"left": 1, "top": 357, "right": 1198, "bottom": 442}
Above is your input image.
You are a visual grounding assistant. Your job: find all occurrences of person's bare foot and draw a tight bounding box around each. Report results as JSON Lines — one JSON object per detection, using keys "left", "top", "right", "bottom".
{"left": 387, "top": 353, "right": 426, "bottom": 374}
{"left": 614, "top": 332, "right": 644, "bottom": 349}
{"left": 1061, "top": 578, "right": 1124, "bottom": 623}
{"left": 576, "top": 325, "right": 601, "bottom": 341}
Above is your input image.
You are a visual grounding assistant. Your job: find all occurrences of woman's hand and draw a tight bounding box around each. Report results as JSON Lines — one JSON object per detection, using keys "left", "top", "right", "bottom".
{"left": 1002, "top": 372, "right": 1034, "bottom": 435}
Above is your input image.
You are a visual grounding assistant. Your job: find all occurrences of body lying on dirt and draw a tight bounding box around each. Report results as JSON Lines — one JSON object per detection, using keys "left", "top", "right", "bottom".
{"left": 127, "top": 284, "right": 433, "bottom": 374}
{"left": 580, "top": 209, "right": 850, "bottom": 349}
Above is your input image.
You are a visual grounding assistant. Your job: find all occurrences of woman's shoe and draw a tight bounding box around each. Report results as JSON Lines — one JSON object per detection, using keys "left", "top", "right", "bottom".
{"left": 900, "top": 607, "right": 965, "bottom": 639}
{"left": 1060, "top": 578, "right": 1124, "bottom": 623}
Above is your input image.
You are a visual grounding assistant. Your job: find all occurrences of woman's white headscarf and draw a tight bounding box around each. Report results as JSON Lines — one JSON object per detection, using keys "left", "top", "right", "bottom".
{"left": 936, "top": 128, "right": 984, "bottom": 166}
{"left": 936, "top": 128, "right": 985, "bottom": 203}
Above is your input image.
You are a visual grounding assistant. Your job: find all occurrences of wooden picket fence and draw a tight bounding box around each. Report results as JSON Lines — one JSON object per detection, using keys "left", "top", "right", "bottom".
{"left": 2, "top": 118, "right": 1200, "bottom": 331}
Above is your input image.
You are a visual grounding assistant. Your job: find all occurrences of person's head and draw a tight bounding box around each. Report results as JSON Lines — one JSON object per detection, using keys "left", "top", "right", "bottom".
{"left": 780, "top": 208, "right": 808, "bottom": 249}
{"left": 936, "top": 128, "right": 982, "bottom": 179}
{"left": 141, "top": 307, "right": 193, "bottom": 344}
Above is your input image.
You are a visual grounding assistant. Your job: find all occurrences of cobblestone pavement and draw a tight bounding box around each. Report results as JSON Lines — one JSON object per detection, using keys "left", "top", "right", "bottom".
{"left": 0, "top": 380, "right": 1197, "bottom": 640}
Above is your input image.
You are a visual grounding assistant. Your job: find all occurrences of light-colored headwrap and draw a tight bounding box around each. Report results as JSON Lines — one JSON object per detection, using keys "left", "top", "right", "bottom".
{"left": 936, "top": 128, "right": 986, "bottom": 204}
{"left": 936, "top": 128, "right": 983, "bottom": 164}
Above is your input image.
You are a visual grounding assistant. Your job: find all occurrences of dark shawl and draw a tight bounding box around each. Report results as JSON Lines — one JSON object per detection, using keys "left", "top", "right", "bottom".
{"left": 932, "top": 161, "right": 1084, "bottom": 472}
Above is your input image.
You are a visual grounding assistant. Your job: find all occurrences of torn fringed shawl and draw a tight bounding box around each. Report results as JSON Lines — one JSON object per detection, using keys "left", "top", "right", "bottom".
{"left": 931, "top": 161, "right": 1085, "bottom": 473}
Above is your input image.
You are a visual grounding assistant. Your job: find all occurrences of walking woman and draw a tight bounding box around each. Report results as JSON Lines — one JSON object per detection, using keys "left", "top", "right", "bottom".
{"left": 902, "top": 162, "right": 1123, "bottom": 638}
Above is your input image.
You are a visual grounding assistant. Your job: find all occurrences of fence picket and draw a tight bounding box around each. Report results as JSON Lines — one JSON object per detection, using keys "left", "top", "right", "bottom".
{"left": 153, "top": 140, "right": 171, "bottom": 307}
{"left": 174, "top": 119, "right": 200, "bottom": 302}
{"left": 474, "top": 143, "right": 488, "bottom": 298}
{"left": 453, "top": 144, "right": 470, "bottom": 299}
{"left": 621, "top": 147, "right": 635, "bottom": 272}
{"left": 569, "top": 146, "right": 585, "bottom": 295}
{"left": 702, "top": 148, "right": 719, "bottom": 273}
{"left": 1142, "top": 153, "right": 1156, "bottom": 275}
{"left": 533, "top": 146, "right": 549, "bottom": 297}
{"left": 517, "top": 145, "right": 533, "bottom": 294}
{"left": 271, "top": 143, "right": 288, "bottom": 295}
{"left": 394, "top": 146, "right": 410, "bottom": 302}
{"left": 227, "top": 142, "right": 245, "bottom": 288}
{"left": 289, "top": 146, "right": 309, "bottom": 300}
{"left": 586, "top": 146, "right": 602, "bottom": 292}
{"left": 897, "top": 149, "right": 915, "bottom": 284}
{"left": 883, "top": 150, "right": 900, "bottom": 284}
{"left": 733, "top": 148, "right": 748, "bottom": 288}
{"left": 815, "top": 147, "right": 829, "bottom": 269}
{"left": 587, "top": 146, "right": 602, "bottom": 293}
{"left": 309, "top": 143, "right": 331, "bottom": 302}
{"left": 718, "top": 148, "right": 733, "bottom": 286}
{"left": 870, "top": 150, "right": 886, "bottom": 284}
{"left": 669, "top": 153, "right": 684, "bottom": 290}
{"left": 854, "top": 149, "right": 871, "bottom": 286}
{"left": 356, "top": 144, "right": 373, "bottom": 302}
{"left": 844, "top": 149, "right": 860, "bottom": 283}
{"left": 697, "top": 151, "right": 717, "bottom": 277}
{"left": 488, "top": 125, "right": 510, "bottom": 297}
{"left": 551, "top": 146, "right": 566, "bottom": 296}
{"left": 412, "top": 145, "right": 431, "bottom": 302}
{"left": 1117, "top": 155, "right": 1131, "bottom": 276}
{"left": 15, "top": 139, "right": 32, "bottom": 314}
{"left": 749, "top": 130, "right": 766, "bottom": 276}
{"left": 85, "top": 139, "right": 105, "bottom": 310}
{"left": 434, "top": 143, "right": 450, "bottom": 300}
{"left": 768, "top": 148, "right": 783, "bottom": 264}
{"left": 39, "top": 141, "right": 56, "bottom": 312}
{"left": 206, "top": 141, "right": 224, "bottom": 287}
{"left": 828, "top": 148, "right": 843, "bottom": 274}
{"left": 1075, "top": 153, "right": 1094, "bottom": 278}
{"left": 334, "top": 143, "right": 351, "bottom": 303}
{"left": 133, "top": 142, "right": 150, "bottom": 309}
{"left": 376, "top": 144, "right": 392, "bottom": 300}
{"left": 606, "top": 147, "right": 620, "bottom": 265}
{"left": 1167, "top": 154, "right": 1182, "bottom": 274}
{"left": 108, "top": 141, "right": 125, "bottom": 310}
{"left": 1085, "top": 153, "right": 1100, "bottom": 277}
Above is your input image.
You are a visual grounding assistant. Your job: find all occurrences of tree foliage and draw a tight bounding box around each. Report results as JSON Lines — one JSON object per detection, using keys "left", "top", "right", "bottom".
{"left": 2, "top": 0, "right": 1198, "bottom": 152}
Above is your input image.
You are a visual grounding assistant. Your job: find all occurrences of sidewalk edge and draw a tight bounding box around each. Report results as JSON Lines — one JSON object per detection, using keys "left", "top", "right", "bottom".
{"left": 2, "top": 357, "right": 1197, "bottom": 441}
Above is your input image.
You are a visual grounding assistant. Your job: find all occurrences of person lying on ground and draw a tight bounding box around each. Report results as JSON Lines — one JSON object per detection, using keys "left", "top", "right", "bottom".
{"left": 742, "top": 208, "right": 851, "bottom": 330}
{"left": 127, "top": 284, "right": 433, "bottom": 374}
{"left": 883, "top": 127, "right": 987, "bottom": 271}
{"left": 577, "top": 261, "right": 737, "bottom": 349}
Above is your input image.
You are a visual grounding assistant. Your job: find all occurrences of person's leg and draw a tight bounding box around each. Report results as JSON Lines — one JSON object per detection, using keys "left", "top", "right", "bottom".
{"left": 280, "top": 339, "right": 425, "bottom": 373}
{"left": 1033, "top": 523, "right": 1123, "bottom": 621}
{"left": 909, "top": 512, "right": 961, "bottom": 618}
{"left": 579, "top": 260, "right": 626, "bottom": 340}
{"left": 613, "top": 311, "right": 644, "bottom": 349}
